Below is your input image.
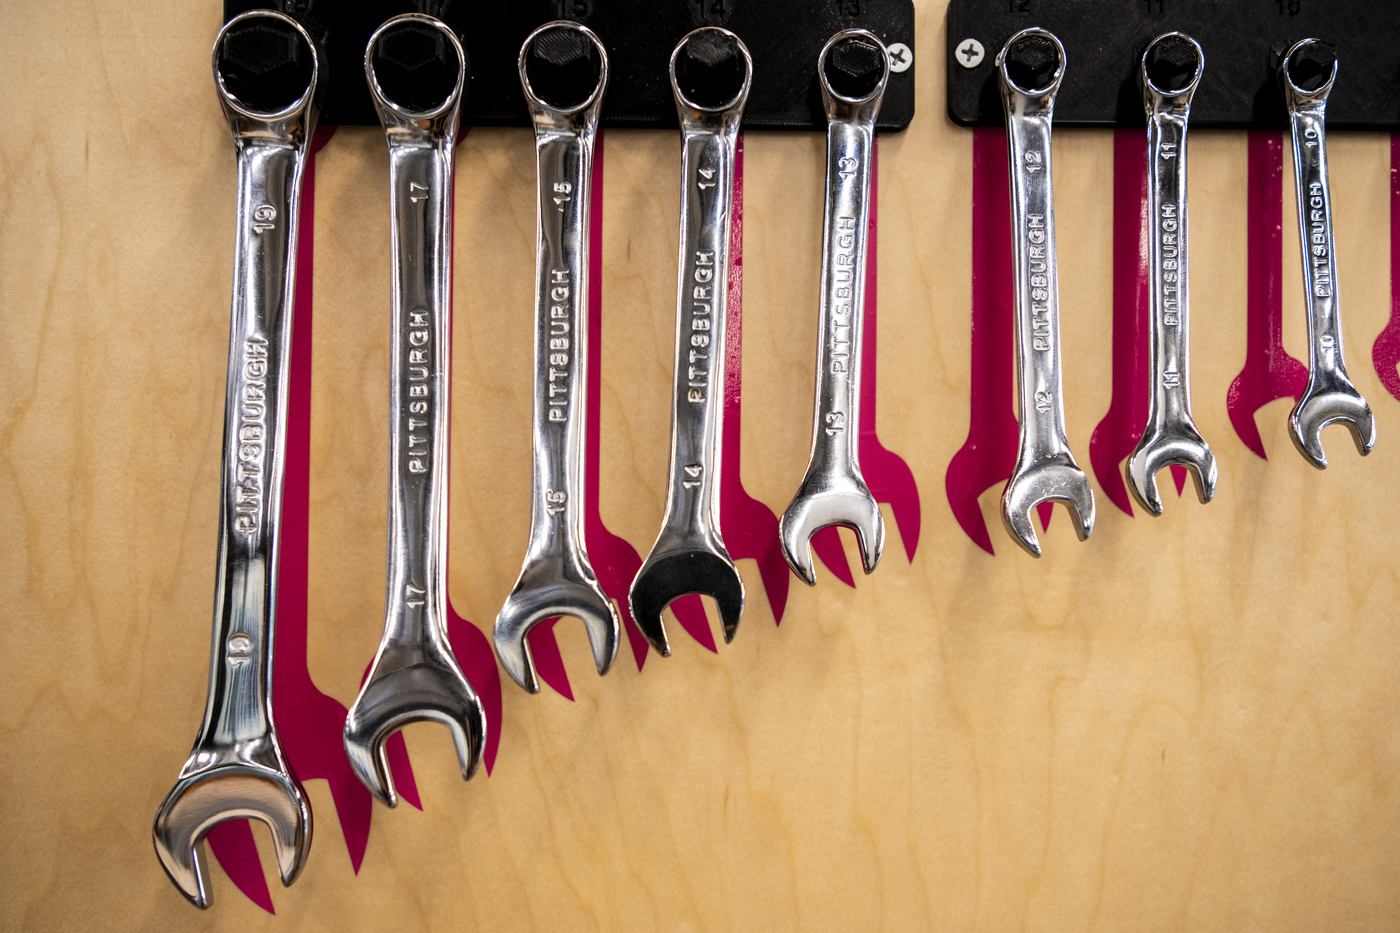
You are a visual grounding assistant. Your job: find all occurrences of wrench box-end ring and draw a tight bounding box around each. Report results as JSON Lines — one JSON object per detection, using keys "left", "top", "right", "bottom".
{"left": 365, "top": 14, "right": 467, "bottom": 121}
{"left": 519, "top": 21, "right": 608, "bottom": 115}
{"left": 670, "top": 26, "right": 753, "bottom": 114}
{"left": 1141, "top": 32, "right": 1202, "bottom": 99}
{"left": 213, "top": 10, "right": 319, "bottom": 126}
{"left": 996, "top": 28, "right": 1065, "bottom": 99}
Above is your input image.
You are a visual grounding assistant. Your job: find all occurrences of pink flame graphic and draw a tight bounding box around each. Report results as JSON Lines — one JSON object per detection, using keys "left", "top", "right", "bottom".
{"left": 719, "top": 134, "right": 790, "bottom": 623}
{"left": 946, "top": 128, "right": 1051, "bottom": 554}
{"left": 812, "top": 136, "right": 921, "bottom": 582}
{"left": 1372, "top": 135, "right": 1400, "bottom": 402}
{"left": 1226, "top": 131, "right": 1307, "bottom": 458}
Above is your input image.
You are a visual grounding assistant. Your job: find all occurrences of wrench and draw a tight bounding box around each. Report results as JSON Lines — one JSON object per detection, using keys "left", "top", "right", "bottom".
{"left": 1126, "top": 33, "right": 1218, "bottom": 515}
{"left": 343, "top": 14, "right": 484, "bottom": 809}
{"left": 495, "top": 22, "right": 619, "bottom": 694}
{"left": 779, "top": 29, "right": 889, "bottom": 586}
{"left": 1280, "top": 38, "right": 1376, "bottom": 468}
{"left": 996, "top": 28, "right": 1095, "bottom": 557}
{"left": 152, "top": 10, "right": 318, "bottom": 908}
{"left": 629, "top": 28, "right": 752, "bottom": 655}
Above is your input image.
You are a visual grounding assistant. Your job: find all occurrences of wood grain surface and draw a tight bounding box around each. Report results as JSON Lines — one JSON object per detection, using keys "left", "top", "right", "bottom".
{"left": 3, "top": 1, "right": 1398, "bottom": 930}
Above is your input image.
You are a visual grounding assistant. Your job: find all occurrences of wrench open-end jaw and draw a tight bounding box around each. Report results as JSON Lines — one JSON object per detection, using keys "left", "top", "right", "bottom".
{"left": 630, "top": 28, "right": 752, "bottom": 655}
{"left": 153, "top": 10, "right": 318, "bottom": 907}
{"left": 779, "top": 29, "right": 890, "bottom": 587}
{"left": 343, "top": 15, "right": 484, "bottom": 808}
{"left": 1127, "top": 33, "right": 1218, "bottom": 516}
{"left": 996, "top": 29, "right": 1095, "bottom": 557}
{"left": 1279, "top": 39, "right": 1376, "bottom": 469}
{"left": 496, "top": 22, "right": 620, "bottom": 693}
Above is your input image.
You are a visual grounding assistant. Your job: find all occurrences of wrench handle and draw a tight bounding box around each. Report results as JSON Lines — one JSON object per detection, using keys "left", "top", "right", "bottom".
{"left": 524, "top": 122, "right": 600, "bottom": 568}
{"left": 805, "top": 118, "right": 875, "bottom": 478}
{"left": 1003, "top": 88, "right": 1073, "bottom": 465}
{"left": 381, "top": 132, "right": 459, "bottom": 648}
{"left": 1146, "top": 103, "right": 1195, "bottom": 426}
{"left": 1287, "top": 102, "right": 1349, "bottom": 382}
{"left": 659, "top": 118, "right": 742, "bottom": 543}
{"left": 200, "top": 137, "right": 310, "bottom": 749}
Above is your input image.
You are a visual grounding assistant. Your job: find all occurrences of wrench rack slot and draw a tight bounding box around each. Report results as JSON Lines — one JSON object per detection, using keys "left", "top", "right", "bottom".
{"left": 224, "top": 0, "right": 915, "bottom": 131}
{"left": 945, "top": 0, "right": 1400, "bottom": 130}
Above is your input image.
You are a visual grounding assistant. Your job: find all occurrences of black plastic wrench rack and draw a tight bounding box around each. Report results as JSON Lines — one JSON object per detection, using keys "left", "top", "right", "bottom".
{"left": 224, "top": 0, "right": 916, "bottom": 131}
{"left": 945, "top": 0, "right": 1400, "bottom": 130}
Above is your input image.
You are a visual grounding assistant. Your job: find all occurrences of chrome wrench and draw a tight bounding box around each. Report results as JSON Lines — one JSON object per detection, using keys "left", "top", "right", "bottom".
{"left": 630, "top": 28, "right": 751, "bottom": 655}
{"left": 997, "top": 28, "right": 1095, "bottom": 556}
{"left": 495, "top": 22, "right": 619, "bottom": 694}
{"left": 344, "top": 14, "right": 484, "bottom": 808}
{"left": 1280, "top": 38, "right": 1376, "bottom": 468}
{"left": 779, "top": 29, "right": 889, "bottom": 586}
{"left": 153, "top": 10, "right": 318, "bottom": 908}
{"left": 1127, "top": 33, "right": 1218, "bottom": 514}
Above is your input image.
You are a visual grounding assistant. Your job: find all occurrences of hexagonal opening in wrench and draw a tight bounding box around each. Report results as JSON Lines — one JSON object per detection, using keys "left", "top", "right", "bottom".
{"left": 673, "top": 29, "right": 749, "bottom": 110}
{"left": 522, "top": 25, "right": 604, "bottom": 110}
{"left": 370, "top": 20, "right": 464, "bottom": 115}
{"left": 822, "top": 34, "right": 886, "bottom": 100}
{"left": 1002, "top": 33, "right": 1061, "bottom": 95}
{"left": 1284, "top": 40, "right": 1338, "bottom": 93}
{"left": 1143, "top": 34, "right": 1201, "bottom": 95}
{"left": 216, "top": 16, "right": 315, "bottom": 115}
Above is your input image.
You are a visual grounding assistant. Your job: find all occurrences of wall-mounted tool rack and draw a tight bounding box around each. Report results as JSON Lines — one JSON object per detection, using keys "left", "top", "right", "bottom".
{"left": 945, "top": 0, "right": 1400, "bottom": 129}
{"left": 224, "top": 0, "right": 916, "bottom": 130}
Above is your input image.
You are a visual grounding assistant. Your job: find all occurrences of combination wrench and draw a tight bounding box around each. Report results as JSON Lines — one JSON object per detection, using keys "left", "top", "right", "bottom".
{"left": 1280, "top": 39, "right": 1376, "bottom": 468}
{"left": 344, "top": 15, "right": 484, "bottom": 808}
{"left": 779, "top": 29, "right": 890, "bottom": 586}
{"left": 630, "top": 28, "right": 752, "bottom": 655}
{"left": 1126, "top": 33, "right": 1218, "bottom": 515}
{"left": 996, "top": 28, "right": 1095, "bottom": 557}
{"left": 495, "top": 22, "right": 620, "bottom": 694}
{"left": 153, "top": 10, "right": 318, "bottom": 908}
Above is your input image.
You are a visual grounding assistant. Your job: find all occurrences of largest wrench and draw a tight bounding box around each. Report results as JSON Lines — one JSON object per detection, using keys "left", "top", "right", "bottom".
{"left": 343, "top": 14, "right": 484, "bottom": 808}
{"left": 153, "top": 10, "right": 318, "bottom": 908}
{"left": 1280, "top": 39, "right": 1376, "bottom": 468}
{"left": 495, "top": 22, "right": 620, "bottom": 694}
{"left": 996, "top": 28, "right": 1095, "bottom": 557}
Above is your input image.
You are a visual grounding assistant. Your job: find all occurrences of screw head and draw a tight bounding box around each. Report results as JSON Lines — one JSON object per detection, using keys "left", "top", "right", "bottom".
{"left": 887, "top": 42, "right": 913, "bottom": 73}
{"left": 956, "top": 38, "right": 985, "bottom": 70}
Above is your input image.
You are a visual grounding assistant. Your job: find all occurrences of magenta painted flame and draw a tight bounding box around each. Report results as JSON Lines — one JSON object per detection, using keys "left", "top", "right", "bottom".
{"left": 1372, "top": 135, "right": 1400, "bottom": 402}
{"left": 204, "top": 821, "right": 275, "bottom": 913}
{"left": 718, "top": 133, "right": 791, "bottom": 623}
{"left": 1089, "top": 130, "right": 1152, "bottom": 516}
{"left": 812, "top": 136, "right": 921, "bottom": 582}
{"left": 946, "top": 128, "right": 1050, "bottom": 555}
{"left": 1227, "top": 131, "right": 1307, "bottom": 458}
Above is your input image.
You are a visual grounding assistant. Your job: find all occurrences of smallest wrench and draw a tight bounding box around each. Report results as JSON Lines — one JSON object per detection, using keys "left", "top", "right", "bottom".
{"left": 343, "top": 14, "right": 484, "bottom": 809}
{"left": 153, "top": 10, "right": 318, "bottom": 908}
{"left": 1126, "top": 33, "right": 1218, "bottom": 515}
{"left": 997, "top": 28, "right": 1095, "bottom": 557}
{"left": 779, "top": 29, "right": 889, "bottom": 586}
{"left": 1280, "top": 38, "right": 1376, "bottom": 468}
{"left": 630, "top": 27, "right": 751, "bottom": 655}
{"left": 495, "top": 22, "right": 620, "bottom": 694}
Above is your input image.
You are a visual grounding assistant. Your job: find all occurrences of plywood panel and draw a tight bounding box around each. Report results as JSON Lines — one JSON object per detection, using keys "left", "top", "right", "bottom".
{"left": 2, "top": 1, "right": 1398, "bottom": 930}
